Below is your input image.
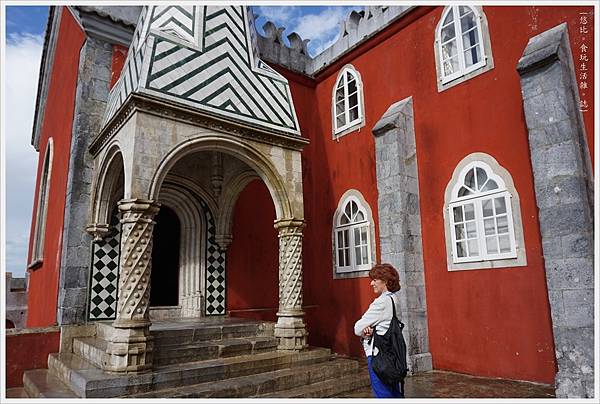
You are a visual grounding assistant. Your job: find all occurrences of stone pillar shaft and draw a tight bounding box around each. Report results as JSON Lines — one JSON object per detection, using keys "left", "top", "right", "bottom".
{"left": 104, "top": 199, "right": 160, "bottom": 372}
{"left": 273, "top": 218, "right": 307, "bottom": 350}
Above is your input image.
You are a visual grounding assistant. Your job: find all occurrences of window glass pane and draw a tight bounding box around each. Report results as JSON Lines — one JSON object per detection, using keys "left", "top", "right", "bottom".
{"left": 498, "top": 234, "right": 511, "bottom": 253}
{"left": 466, "top": 221, "right": 477, "bottom": 238}
{"left": 338, "top": 249, "right": 345, "bottom": 266}
{"left": 361, "top": 246, "right": 368, "bottom": 264}
{"left": 348, "top": 93, "right": 358, "bottom": 109}
{"left": 347, "top": 77, "right": 357, "bottom": 94}
{"left": 441, "top": 24, "right": 456, "bottom": 43}
{"left": 336, "top": 115, "right": 346, "bottom": 128}
{"left": 441, "top": 39, "right": 457, "bottom": 59}
{"left": 482, "top": 199, "right": 494, "bottom": 217}
{"left": 355, "top": 246, "right": 362, "bottom": 265}
{"left": 349, "top": 106, "right": 359, "bottom": 122}
{"left": 335, "top": 101, "right": 345, "bottom": 117}
{"left": 454, "top": 224, "right": 465, "bottom": 240}
{"left": 336, "top": 78, "right": 344, "bottom": 89}
{"left": 458, "top": 186, "right": 472, "bottom": 197}
{"left": 340, "top": 213, "right": 349, "bottom": 225}
{"left": 484, "top": 218, "right": 495, "bottom": 235}
{"left": 350, "top": 201, "right": 358, "bottom": 219}
{"left": 464, "top": 43, "right": 481, "bottom": 67}
{"left": 453, "top": 206, "right": 463, "bottom": 222}
{"left": 443, "top": 56, "right": 459, "bottom": 76}
{"left": 337, "top": 231, "right": 344, "bottom": 247}
{"left": 494, "top": 197, "right": 507, "bottom": 214}
{"left": 356, "top": 211, "right": 365, "bottom": 221}
{"left": 459, "top": 6, "right": 473, "bottom": 17}
{"left": 336, "top": 88, "right": 344, "bottom": 102}
{"left": 344, "top": 248, "right": 350, "bottom": 265}
{"left": 467, "top": 239, "right": 479, "bottom": 256}
{"left": 464, "top": 168, "right": 476, "bottom": 189}
{"left": 360, "top": 226, "right": 367, "bottom": 241}
{"left": 497, "top": 215, "right": 509, "bottom": 234}
{"left": 460, "top": 10, "right": 477, "bottom": 31}
{"left": 475, "top": 167, "right": 487, "bottom": 190}
{"left": 354, "top": 228, "right": 360, "bottom": 245}
{"left": 464, "top": 203, "right": 475, "bottom": 220}
{"left": 343, "top": 229, "right": 349, "bottom": 247}
{"left": 344, "top": 202, "right": 352, "bottom": 218}
{"left": 462, "top": 28, "right": 479, "bottom": 50}
{"left": 481, "top": 179, "right": 498, "bottom": 192}
{"left": 456, "top": 241, "right": 466, "bottom": 257}
{"left": 486, "top": 236, "right": 498, "bottom": 254}
{"left": 442, "top": 9, "right": 454, "bottom": 26}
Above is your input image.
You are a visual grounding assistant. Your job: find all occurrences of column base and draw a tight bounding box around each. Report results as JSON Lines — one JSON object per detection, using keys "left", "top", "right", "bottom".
{"left": 103, "top": 322, "right": 153, "bottom": 373}
{"left": 409, "top": 352, "right": 433, "bottom": 374}
{"left": 274, "top": 314, "right": 308, "bottom": 351}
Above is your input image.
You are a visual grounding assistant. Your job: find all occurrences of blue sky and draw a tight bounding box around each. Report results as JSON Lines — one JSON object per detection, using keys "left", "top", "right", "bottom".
{"left": 3, "top": 5, "right": 362, "bottom": 277}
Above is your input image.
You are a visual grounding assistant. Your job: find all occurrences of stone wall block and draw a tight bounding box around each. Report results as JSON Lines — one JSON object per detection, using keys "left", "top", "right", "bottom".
{"left": 562, "top": 233, "right": 593, "bottom": 258}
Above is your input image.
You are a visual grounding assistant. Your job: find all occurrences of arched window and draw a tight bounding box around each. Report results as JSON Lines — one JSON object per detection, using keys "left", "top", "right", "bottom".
{"left": 334, "top": 192, "right": 373, "bottom": 273}
{"left": 448, "top": 160, "right": 518, "bottom": 264}
{"left": 435, "top": 6, "right": 493, "bottom": 89}
{"left": 332, "top": 65, "right": 364, "bottom": 136}
{"left": 29, "top": 138, "right": 53, "bottom": 268}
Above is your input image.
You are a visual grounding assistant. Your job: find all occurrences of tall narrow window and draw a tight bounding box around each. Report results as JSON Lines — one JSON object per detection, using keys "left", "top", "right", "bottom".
{"left": 435, "top": 6, "right": 493, "bottom": 89}
{"left": 29, "top": 138, "right": 53, "bottom": 268}
{"left": 333, "top": 65, "right": 364, "bottom": 136}
{"left": 334, "top": 193, "right": 373, "bottom": 273}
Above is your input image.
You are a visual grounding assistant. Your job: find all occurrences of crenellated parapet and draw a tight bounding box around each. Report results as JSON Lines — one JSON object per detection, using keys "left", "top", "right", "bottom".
{"left": 255, "top": 6, "right": 413, "bottom": 76}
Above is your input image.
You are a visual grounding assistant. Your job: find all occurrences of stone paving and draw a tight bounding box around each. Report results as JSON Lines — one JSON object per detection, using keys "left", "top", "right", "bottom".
{"left": 339, "top": 368, "right": 555, "bottom": 399}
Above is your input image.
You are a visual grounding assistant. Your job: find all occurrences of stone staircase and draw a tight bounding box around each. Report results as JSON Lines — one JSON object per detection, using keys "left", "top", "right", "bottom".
{"left": 22, "top": 317, "right": 370, "bottom": 398}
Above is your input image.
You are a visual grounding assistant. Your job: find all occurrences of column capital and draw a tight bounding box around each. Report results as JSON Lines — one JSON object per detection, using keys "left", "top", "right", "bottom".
{"left": 274, "top": 217, "right": 305, "bottom": 231}
{"left": 85, "top": 223, "right": 110, "bottom": 241}
{"left": 117, "top": 198, "right": 161, "bottom": 215}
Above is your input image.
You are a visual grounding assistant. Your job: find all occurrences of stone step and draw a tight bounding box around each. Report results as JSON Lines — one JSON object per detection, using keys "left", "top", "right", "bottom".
{"left": 127, "top": 358, "right": 360, "bottom": 398}
{"left": 48, "top": 347, "right": 331, "bottom": 397}
{"left": 72, "top": 337, "right": 110, "bottom": 370}
{"left": 154, "top": 336, "right": 278, "bottom": 366}
{"left": 23, "top": 369, "right": 78, "bottom": 398}
{"left": 259, "top": 370, "right": 371, "bottom": 398}
{"left": 151, "top": 321, "right": 275, "bottom": 346}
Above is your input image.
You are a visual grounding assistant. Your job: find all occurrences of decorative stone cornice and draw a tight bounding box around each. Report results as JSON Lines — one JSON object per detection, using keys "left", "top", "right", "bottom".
{"left": 90, "top": 93, "right": 309, "bottom": 157}
{"left": 74, "top": 6, "right": 140, "bottom": 47}
{"left": 85, "top": 223, "right": 110, "bottom": 242}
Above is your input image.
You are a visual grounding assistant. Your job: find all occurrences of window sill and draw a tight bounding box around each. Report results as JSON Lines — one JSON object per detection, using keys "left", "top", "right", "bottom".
{"left": 448, "top": 254, "right": 527, "bottom": 271}
{"left": 27, "top": 259, "right": 43, "bottom": 271}
{"left": 333, "top": 268, "right": 371, "bottom": 279}
{"left": 332, "top": 120, "right": 365, "bottom": 140}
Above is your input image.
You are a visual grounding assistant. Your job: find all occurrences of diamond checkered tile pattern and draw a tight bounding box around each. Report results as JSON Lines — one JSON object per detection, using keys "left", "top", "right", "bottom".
{"left": 88, "top": 212, "right": 121, "bottom": 320}
{"left": 201, "top": 199, "right": 227, "bottom": 315}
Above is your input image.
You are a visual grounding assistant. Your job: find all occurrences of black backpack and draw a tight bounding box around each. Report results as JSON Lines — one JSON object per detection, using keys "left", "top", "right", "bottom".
{"left": 372, "top": 295, "right": 409, "bottom": 389}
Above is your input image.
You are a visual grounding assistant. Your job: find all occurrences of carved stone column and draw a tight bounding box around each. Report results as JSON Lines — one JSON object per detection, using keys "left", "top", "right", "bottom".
{"left": 104, "top": 199, "right": 160, "bottom": 372}
{"left": 273, "top": 218, "right": 307, "bottom": 350}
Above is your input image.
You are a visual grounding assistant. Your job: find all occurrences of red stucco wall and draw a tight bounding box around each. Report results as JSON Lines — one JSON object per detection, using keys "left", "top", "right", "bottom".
{"left": 110, "top": 44, "right": 128, "bottom": 89}
{"left": 26, "top": 8, "right": 85, "bottom": 327}
{"left": 226, "top": 180, "right": 279, "bottom": 322}
{"left": 5, "top": 328, "right": 61, "bottom": 387}
{"left": 242, "top": 5, "right": 593, "bottom": 384}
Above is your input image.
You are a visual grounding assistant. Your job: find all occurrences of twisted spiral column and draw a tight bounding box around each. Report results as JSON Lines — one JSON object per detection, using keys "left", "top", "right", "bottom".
{"left": 274, "top": 218, "right": 307, "bottom": 350}
{"left": 104, "top": 199, "right": 160, "bottom": 372}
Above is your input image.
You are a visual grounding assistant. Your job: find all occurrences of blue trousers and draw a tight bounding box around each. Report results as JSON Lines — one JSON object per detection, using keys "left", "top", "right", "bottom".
{"left": 367, "top": 356, "right": 403, "bottom": 398}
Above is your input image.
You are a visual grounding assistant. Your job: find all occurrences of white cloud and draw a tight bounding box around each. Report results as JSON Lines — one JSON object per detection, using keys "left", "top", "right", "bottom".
{"left": 255, "top": 6, "right": 297, "bottom": 25}
{"left": 4, "top": 32, "right": 44, "bottom": 277}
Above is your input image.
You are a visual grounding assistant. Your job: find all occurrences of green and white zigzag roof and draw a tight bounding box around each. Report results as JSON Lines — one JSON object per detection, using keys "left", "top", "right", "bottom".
{"left": 102, "top": 6, "right": 300, "bottom": 136}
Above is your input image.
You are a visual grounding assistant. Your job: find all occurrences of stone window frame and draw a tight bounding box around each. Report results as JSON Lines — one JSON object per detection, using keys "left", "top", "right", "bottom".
{"left": 332, "top": 189, "right": 376, "bottom": 279}
{"left": 443, "top": 153, "right": 527, "bottom": 271}
{"left": 29, "top": 137, "right": 54, "bottom": 270}
{"left": 434, "top": 5, "right": 494, "bottom": 92}
{"left": 331, "top": 64, "right": 366, "bottom": 139}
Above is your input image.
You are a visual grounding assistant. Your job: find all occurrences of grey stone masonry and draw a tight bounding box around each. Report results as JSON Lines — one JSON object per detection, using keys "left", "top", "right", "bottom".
{"left": 57, "top": 36, "right": 114, "bottom": 325}
{"left": 517, "top": 23, "right": 594, "bottom": 399}
{"left": 372, "top": 97, "right": 432, "bottom": 374}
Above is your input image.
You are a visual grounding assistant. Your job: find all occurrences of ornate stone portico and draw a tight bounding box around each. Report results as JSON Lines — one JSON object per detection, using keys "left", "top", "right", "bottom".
{"left": 85, "top": 5, "right": 309, "bottom": 371}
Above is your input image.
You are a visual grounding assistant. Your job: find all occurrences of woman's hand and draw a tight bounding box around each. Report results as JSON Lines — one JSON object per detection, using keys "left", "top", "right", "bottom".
{"left": 362, "top": 326, "right": 373, "bottom": 337}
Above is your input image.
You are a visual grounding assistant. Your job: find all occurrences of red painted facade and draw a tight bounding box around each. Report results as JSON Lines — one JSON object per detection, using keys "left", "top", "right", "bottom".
{"left": 226, "top": 6, "right": 594, "bottom": 384}
{"left": 6, "top": 329, "right": 61, "bottom": 387}
{"left": 26, "top": 8, "right": 85, "bottom": 327}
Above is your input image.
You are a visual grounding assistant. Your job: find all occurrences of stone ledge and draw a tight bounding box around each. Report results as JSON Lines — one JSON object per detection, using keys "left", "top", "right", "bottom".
{"left": 517, "top": 23, "right": 566, "bottom": 74}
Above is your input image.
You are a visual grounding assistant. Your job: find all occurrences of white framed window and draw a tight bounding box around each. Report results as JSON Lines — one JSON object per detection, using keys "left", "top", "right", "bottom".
{"left": 434, "top": 6, "right": 494, "bottom": 91}
{"left": 333, "top": 191, "right": 375, "bottom": 276}
{"left": 29, "top": 138, "right": 53, "bottom": 268}
{"left": 332, "top": 65, "right": 364, "bottom": 136}
{"left": 444, "top": 154, "right": 527, "bottom": 271}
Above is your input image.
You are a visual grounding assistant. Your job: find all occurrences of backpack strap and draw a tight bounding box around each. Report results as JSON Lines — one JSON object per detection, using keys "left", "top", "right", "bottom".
{"left": 388, "top": 295, "right": 397, "bottom": 319}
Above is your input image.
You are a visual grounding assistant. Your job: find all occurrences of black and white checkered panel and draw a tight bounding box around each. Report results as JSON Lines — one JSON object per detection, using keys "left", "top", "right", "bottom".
{"left": 201, "top": 199, "right": 226, "bottom": 315}
{"left": 88, "top": 211, "right": 121, "bottom": 320}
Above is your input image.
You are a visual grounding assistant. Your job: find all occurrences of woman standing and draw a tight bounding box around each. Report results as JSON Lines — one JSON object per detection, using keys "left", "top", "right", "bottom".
{"left": 354, "top": 263, "right": 403, "bottom": 398}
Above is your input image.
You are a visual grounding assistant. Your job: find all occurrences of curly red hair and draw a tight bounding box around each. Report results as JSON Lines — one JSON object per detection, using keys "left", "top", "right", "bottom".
{"left": 368, "top": 263, "right": 401, "bottom": 292}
